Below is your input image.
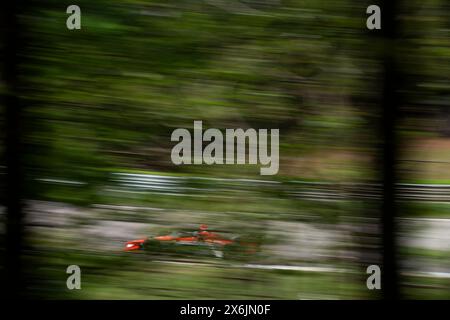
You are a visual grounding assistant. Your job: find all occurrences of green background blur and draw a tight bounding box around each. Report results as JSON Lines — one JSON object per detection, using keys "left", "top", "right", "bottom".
{"left": 0, "top": 0, "right": 449, "bottom": 299}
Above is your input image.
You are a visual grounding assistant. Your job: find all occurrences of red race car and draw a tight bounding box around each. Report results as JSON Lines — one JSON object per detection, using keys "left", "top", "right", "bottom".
{"left": 124, "top": 224, "right": 259, "bottom": 259}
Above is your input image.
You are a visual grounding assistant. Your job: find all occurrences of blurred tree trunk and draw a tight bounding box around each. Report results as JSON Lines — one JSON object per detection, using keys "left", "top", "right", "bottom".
{"left": 1, "top": 0, "right": 26, "bottom": 299}
{"left": 379, "top": 0, "right": 400, "bottom": 299}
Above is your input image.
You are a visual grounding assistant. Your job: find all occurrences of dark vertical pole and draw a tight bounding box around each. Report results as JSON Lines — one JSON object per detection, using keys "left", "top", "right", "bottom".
{"left": 1, "top": 0, "right": 26, "bottom": 299}
{"left": 380, "top": 0, "right": 400, "bottom": 299}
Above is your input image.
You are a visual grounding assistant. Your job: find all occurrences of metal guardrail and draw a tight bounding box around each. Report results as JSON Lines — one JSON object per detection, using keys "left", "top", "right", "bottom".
{"left": 111, "top": 173, "right": 450, "bottom": 202}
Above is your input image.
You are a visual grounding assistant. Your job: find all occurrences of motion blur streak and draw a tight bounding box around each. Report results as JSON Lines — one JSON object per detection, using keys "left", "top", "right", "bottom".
{"left": 0, "top": 0, "right": 449, "bottom": 299}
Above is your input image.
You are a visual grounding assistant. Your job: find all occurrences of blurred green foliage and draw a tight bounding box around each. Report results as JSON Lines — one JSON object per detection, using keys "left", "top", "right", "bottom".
{"left": 1, "top": 0, "right": 449, "bottom": 300}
